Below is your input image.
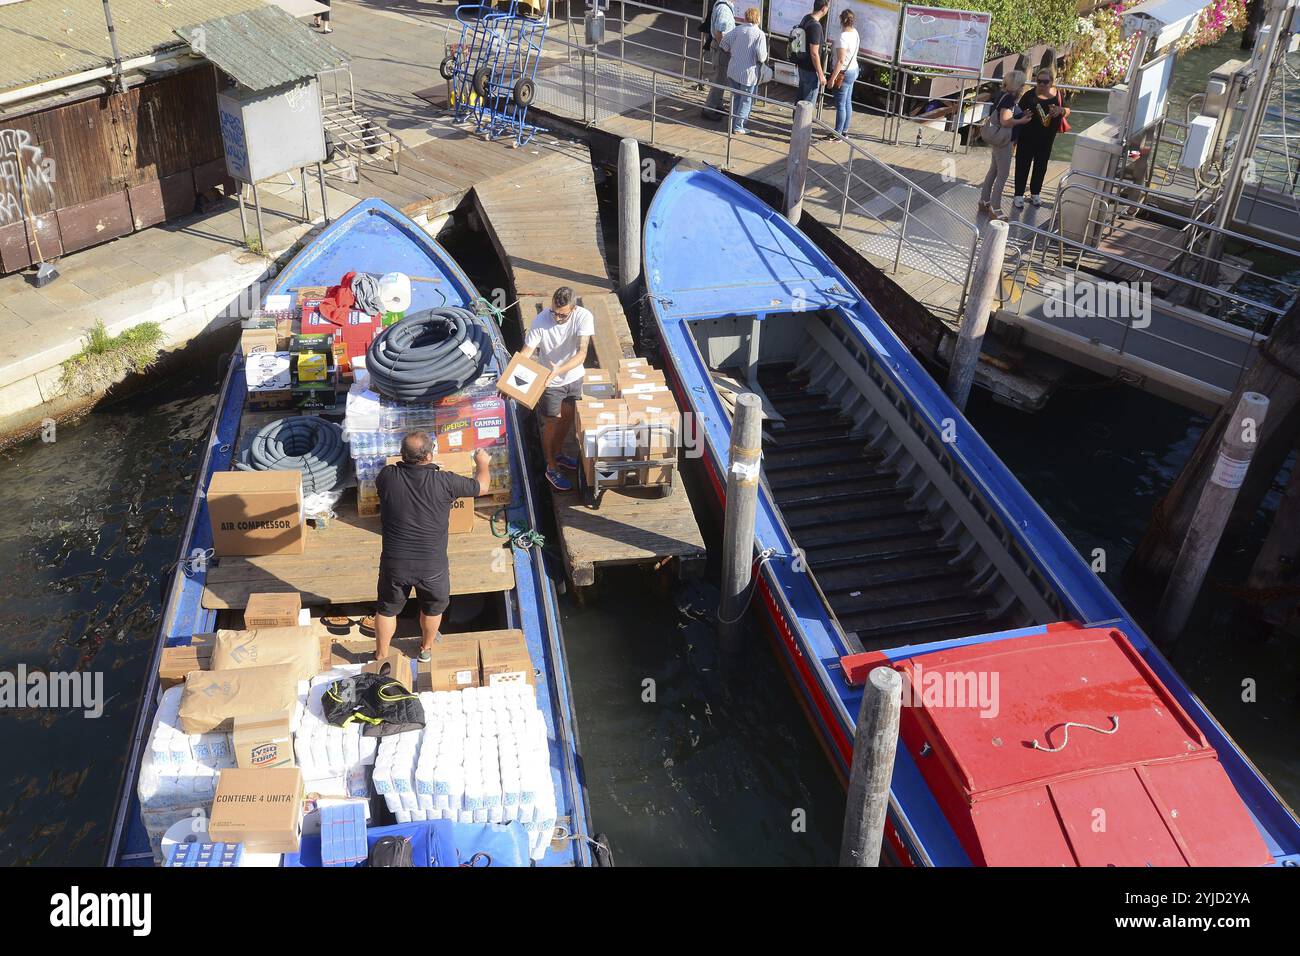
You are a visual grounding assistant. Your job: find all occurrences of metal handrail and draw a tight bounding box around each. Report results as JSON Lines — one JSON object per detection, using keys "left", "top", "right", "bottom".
{"left": 546, "top": 32, "right": 984, "bottom": 306}
{"left": 1056, "top": 169, "right": 1300, "bottom": 268}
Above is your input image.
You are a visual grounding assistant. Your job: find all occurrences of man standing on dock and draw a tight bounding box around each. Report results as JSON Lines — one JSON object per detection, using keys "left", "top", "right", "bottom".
{"left": 373, "top": 432, "right": 491, "bottom": 663}
{"left": 520, "top": 286, "right": 593, "bottom": 492}
{"left": 701, "top": 0, "right": 736, "bottom": 122}
{"left": 793, "top": 0, "right": 829, "bottom": 106}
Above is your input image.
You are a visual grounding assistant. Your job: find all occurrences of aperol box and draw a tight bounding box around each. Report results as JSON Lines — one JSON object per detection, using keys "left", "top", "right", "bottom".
{"left": 431, "top": 395, "right": 507, "bottom": 453}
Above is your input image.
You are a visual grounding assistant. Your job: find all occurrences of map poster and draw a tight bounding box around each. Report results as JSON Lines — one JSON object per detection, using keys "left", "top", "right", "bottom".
{"left": 898, "top": 5, "right": 990, "bottom": 74}
{"left": 769, "top": 0, "right": 807, "bottom": 36}
{"left": 827, "top": 0, "right": 901, "bottom": 63}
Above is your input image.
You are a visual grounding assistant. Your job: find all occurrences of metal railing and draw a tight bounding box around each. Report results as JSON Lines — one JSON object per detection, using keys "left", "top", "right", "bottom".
{"left": 999, "top": 187, "right": 1292, "bottom": 393}
{"left": 540, "top": 32, "right": 982, "bottom": 310}
{"left": 1055, "top": 169, "right": 1300, "bottom": 316}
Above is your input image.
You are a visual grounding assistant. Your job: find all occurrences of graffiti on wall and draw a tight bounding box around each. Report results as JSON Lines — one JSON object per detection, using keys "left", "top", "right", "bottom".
{"left": 0, "top": 129, "right": 57, "bottom": 228}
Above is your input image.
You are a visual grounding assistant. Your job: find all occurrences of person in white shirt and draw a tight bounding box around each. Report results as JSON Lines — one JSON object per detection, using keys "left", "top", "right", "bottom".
{"left": 519, "top": 286, "right": 594, "bottom": 492}
{"left": 828, "top": 9, "right": 860, "bottom": 137}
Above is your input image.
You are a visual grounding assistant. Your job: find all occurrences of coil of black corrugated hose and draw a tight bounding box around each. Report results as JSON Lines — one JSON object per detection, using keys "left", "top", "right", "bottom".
{"left": 236, "top": 415, "right": 350, "bottom": 494}
{"left": 366, "top": 306, "right": 490, "bottom": 402}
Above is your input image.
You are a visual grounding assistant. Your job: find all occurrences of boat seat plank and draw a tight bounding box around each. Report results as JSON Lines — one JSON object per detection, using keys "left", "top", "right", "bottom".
{"left": 201, "top": 497, "right": 514, "bottom": 610}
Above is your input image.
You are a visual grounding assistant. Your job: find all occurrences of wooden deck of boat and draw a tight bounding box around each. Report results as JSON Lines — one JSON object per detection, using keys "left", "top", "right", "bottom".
{"left": 201, "top": 410, "right": 515, "bottom": 611}
{"left": 471, "top": 154, "right": 706, "bottom": 587}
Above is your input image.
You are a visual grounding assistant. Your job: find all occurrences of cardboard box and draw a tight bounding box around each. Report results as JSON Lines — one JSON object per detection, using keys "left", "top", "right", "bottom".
{"left": 497, "top": 353, "right": 553, "bottom": 409}
{"left": 617, "top": 357, "right": 652, "bottom": 373}
{"left": 575, "top": 399, "right": 636, "bottom": 459}
{"left": 207, "top": 471, "right": 305, "bottom": 556}
{"left": 159, "top": 641, "right": 213, "bottom": 689}
{"left": 209, "top": 767, "right": 305, "bottom": 853}
{"left": 435, "top": 451, "right": 478, "bottom": 533}
{"left": 432, "top": 397, "right": 507, "bottom": 453}
{"left": 247, "top": 389, "right": 293, "bottom": 412}
{"left": 246, "top": 351, "right": 292, "bottom": 392}
{"left": 583, "top": 369, "right": 615, "bottom": 399}
{"left": 232, "top": 711, "right": 295, "bottom": 769}
{"left": 240, "top": 327, "right": 278, "bottom": 356}
{"left": 422, "top": 638, "right": 480, "bottom": 692}
{"left": 479, "top": 630, "right": 535, "bottom": 687}
{"left": 616, "top": 368, "right": 667, "bottom": 396}
{"left": 243, "top": 592, "right": 302, "bottom": 629}
{"left": 364, "top": 648, "right": 413, "bottom": 692}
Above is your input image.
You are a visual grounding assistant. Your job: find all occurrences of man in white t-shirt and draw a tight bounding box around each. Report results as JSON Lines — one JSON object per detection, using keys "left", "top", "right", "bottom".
{"left": 520, "top": 286, "right": 594, "bottom": 492}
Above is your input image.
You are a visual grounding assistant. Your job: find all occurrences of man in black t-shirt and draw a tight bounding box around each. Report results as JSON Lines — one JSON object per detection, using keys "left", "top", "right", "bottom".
{"left": 795, "top": 0, "right": 829, "bottom": 105}
{"left": 373, "top": 431, "right": 490, "bottom": 663}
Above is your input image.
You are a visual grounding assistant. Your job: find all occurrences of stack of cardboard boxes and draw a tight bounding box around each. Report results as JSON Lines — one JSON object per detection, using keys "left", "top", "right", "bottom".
{"left": 573, "top": 357, "right": 680, "bottom": 492}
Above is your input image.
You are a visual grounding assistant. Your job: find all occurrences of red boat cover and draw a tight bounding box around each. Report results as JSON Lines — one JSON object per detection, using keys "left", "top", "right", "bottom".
{"left": 892, "top": 627, "right": 1273, "bottom": 866}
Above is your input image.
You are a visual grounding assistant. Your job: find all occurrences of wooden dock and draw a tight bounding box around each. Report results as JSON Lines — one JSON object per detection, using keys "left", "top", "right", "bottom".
{"left": 529, "top": 60, "right": 1070, "bottom": 323}
{"left": 472, "top": 153, "right": 706, "bottom": 588}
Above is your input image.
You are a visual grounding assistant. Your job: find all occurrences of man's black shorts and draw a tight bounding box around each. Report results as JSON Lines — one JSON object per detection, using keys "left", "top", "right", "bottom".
{"left": 536, "top": 378, "right": 583, "bottom": 418}
{"left": 376, "top": 562, "right": 450, "bottom": 616}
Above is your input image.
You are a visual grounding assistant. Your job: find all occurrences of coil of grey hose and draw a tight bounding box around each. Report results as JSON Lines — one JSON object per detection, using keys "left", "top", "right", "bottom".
{"left": 366, "top": 306, "right": 490, "bottom": 402}
{"left": 236, "top": 415, "right": 350, "bottom": 495}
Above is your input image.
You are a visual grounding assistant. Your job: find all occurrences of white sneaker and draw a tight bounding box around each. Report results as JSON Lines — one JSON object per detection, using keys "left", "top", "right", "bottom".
{"left": 1012, "top": 196, "right": 1025, "bottom": 210}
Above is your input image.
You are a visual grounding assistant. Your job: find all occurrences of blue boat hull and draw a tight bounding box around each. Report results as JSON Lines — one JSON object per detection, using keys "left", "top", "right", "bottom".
{"left": 645, "top": 167, "right": 1300, "bottom": 866}
{"left": 108, "top": 199, "right": 593, "bottom": 867}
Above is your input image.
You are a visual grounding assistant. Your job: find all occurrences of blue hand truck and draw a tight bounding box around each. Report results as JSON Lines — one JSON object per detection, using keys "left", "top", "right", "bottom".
{"left": 439, "top": 1, "right": 549, "bottom": 148}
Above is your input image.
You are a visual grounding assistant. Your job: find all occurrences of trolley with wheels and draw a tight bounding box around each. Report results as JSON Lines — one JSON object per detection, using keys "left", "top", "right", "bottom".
{"left": 576, "top": 423, "right": 677, "bottom": 509}
{"left": 440, "top": 0, "right": 549, "bottom": 147}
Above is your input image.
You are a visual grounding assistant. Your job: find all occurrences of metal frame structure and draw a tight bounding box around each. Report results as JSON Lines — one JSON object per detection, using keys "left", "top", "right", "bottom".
{"left": 318, "top": 66, "right": 402, "bottom": 182}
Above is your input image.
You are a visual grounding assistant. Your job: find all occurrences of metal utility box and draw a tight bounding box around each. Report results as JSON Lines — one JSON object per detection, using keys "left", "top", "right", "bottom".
{"left": 218, "top": 78, "right": 327, "bottom": 184}
{"left": 1061, "top": 115, "right": 1125, "bottom": 243}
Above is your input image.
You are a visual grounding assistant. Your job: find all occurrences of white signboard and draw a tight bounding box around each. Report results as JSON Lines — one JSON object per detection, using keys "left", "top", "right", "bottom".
{"left": 827, "top": 0, "right": 901, "bottom": 63}
{"left": 769, "top": 0, "right": 807, "bottom": 36}
{"left": 898, "top": 5, "right": 990, "bottom": 74}
{"left": 1131, "top": 52, "right": 1176, "bottom": 136}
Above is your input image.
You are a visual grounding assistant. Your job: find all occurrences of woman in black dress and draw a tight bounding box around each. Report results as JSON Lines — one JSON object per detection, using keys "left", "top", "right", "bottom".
{"left": 1012, "top": 68, "right": 1069, "bottom": 208}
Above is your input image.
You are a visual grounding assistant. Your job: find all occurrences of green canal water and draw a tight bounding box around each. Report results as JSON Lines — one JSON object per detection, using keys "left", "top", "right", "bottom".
{"left": 0, "top": 31, "right": 1296, "bottom": 867}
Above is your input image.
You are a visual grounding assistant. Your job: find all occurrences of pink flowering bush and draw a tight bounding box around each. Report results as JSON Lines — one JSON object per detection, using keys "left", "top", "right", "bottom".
{"left": 1063, "top": 1, "right": 1247, "bottom": 88}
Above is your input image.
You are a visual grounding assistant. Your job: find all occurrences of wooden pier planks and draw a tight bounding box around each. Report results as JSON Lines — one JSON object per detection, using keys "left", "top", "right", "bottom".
{"left": 471, "top": 151, "right": 617, "bottom": 298}
{"left": 472, "top": 155, "right": 706, "bottom": 588}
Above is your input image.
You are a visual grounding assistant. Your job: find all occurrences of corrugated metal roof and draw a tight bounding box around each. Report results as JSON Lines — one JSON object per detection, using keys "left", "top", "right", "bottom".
{"left": 176, "top": 5, "right": 347, "bottom": 92}
{"left": 0, "top": 0, "right": 269, "bottom": 97}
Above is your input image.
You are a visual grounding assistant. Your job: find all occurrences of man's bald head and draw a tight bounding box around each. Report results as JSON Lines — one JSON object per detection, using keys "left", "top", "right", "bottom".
{"left": 401, "top": 431, "right": 433, "bottom": 464}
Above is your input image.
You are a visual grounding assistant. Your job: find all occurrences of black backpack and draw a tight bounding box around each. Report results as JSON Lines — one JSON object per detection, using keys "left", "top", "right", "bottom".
{"left": 322, "top": 667, "right": 425, "bottom": 737}
{"left": 368, "top": 836, "right": 414, "bottom": 867}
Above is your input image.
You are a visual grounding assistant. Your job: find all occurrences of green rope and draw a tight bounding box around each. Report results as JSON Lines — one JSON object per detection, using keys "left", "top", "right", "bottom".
{"left": 491, "top": 506, "right": 546, "bottom": 550}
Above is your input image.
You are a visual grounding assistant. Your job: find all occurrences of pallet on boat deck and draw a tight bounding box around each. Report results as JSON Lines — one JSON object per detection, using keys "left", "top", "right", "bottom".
{"left": 473, "top": 160, "right": 706, "bottom": 588}
{"left": 207, "top": 399, "right": 516, "bottom": 610}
